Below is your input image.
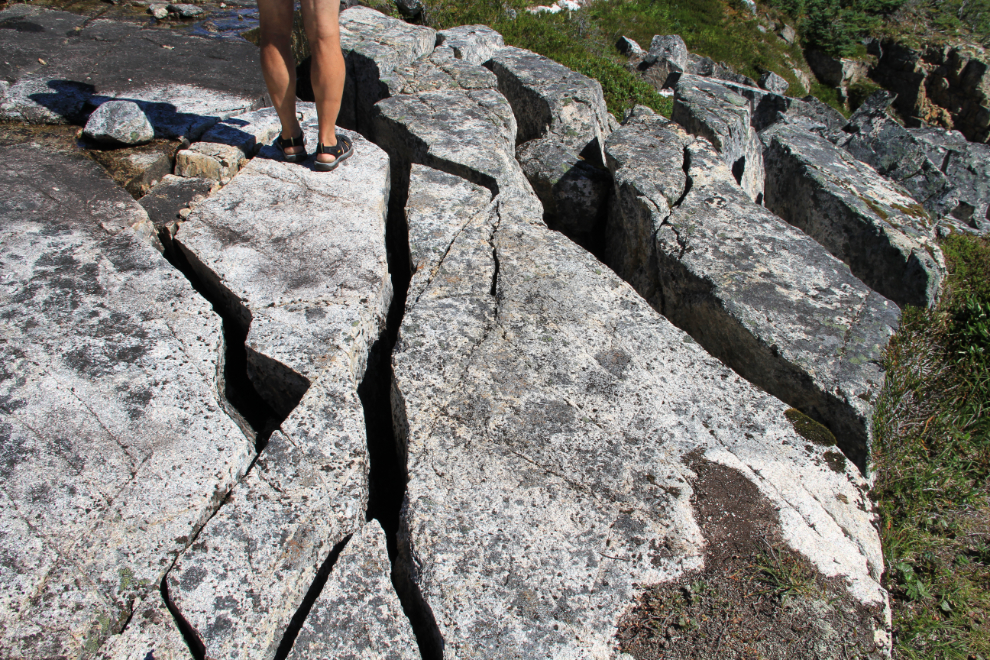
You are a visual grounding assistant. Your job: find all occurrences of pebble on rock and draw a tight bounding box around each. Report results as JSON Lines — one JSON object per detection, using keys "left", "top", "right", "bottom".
{"left": 82, "top": 100, "right": 154, "bottom": 145}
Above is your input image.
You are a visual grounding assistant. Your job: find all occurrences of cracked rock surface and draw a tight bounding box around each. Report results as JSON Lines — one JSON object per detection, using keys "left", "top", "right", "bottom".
{"left": 762, "top": 122, "right": 945, "bottom": 309}
{"left": 0, "top": 140, "right": 253, "bottom": 659}
{"left": 606, "top": 107, "right": 899, "bottom": 473}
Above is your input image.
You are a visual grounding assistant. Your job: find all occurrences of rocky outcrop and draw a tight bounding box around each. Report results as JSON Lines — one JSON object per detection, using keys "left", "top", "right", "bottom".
{"left": 165, "top": 121, "right": 393, "bottom": 659}
{"left": 805, "top": 49, "right": 872, "bottom": 103}
{"left": 763, "top": 122, "right": 944, "bottom": 309}
{"left": 606, "top": 107, "right": 897, "bottom": 472}
{"left": 672, "top": 74, "right": 765, "bottom": 202}
{"left": 0, "top": 140, "right": 253, "bottom": 659}
{"left": 435, "top": 24, "right": 505, "bottom": 65}
{"left": 909, "top": 126, "right": 990, "bottom": 232}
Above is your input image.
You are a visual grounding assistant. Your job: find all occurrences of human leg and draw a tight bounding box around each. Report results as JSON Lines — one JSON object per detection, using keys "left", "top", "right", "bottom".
{"left": 258, "top": 0, "right": 304, "bottom": 157}
{"left": 299, "top": 0, "right": 346, "bottom": 164}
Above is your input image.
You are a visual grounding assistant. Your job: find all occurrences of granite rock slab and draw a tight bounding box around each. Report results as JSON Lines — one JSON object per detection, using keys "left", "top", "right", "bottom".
{"left": 435, "top": 24, "right": 505, "bottom": 65}
{"left": 605, "top": 108, "right": 899, "bottom": 472}
{"left": 381, "top": 48, "right": 499, "bottom": 96}
{"left": 762, "top": 122, "right": 945, "bottom": 309}
{"left": 285, "top": 521, "right": 419, "bottom": 660}
{"left": 0, "top": 141, "right": 254, "bottom": 658}
{"left": 672, "top": 74, "right": 765, "bottom": 202}
{"left": 392, "top": 176, "right": 889, "bottom": 658}
{"left": 138, "top": 174, "right": 216, "bottom": 230}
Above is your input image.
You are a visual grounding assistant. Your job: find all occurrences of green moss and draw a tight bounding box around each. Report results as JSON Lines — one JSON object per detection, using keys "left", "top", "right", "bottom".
{"left": 784, "top": 408, "right": 837, "bottom": 446}
{"left": 823, "top": 450, "right": 847, "bottom": 473}
{"left": 858, "top": 194, "right": 889, "bottom": 221}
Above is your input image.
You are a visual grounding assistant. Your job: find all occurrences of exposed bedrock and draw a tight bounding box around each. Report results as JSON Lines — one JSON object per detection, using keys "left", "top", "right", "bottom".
{"left": 0, "top": 140, "right": 253, "bottom": 659}
{"left": 0, "top": 5, "right": 268, "bottom": 138}
{"left": 672, "top": 74, "right": 765, "bottom": 203}
{"left": 908, "top": 126, "right": 990, "bottom": 232}
{"left": 392, "top": 164, "right": 889, "bottom": 659}
{"left": 485, "top": 46, "right": 612, "bottom": 234}
{"left": 166, "top": 122, "right": 396, "bottom": 659}
{"left": 762, "top": 122, "right": 945, "bottom": 309}
{"left": 604, "top": 107, "right": 899, "bottom": 473}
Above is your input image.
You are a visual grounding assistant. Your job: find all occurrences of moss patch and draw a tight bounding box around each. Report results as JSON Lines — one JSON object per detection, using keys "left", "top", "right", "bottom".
{"left": 784, "top": 408, "right": 837, "bottom": 446}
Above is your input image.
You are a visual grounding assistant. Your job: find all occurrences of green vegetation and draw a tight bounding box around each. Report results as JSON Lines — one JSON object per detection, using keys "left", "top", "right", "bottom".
{"left": 872, "top": 233, "right": 990, "bottom": 658}
{"left": 765, "top": 0, "right": 905, "bottom": 57}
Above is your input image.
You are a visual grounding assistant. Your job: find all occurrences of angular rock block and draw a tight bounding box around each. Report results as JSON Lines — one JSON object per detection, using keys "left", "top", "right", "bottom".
{"left": 435, "top": 24, "right": 505, "bottom": 65}
{"left": 910, "top": 126, "right": 990, "bottom": 232}
{"left": 672, "top": 74, "right": 765, "bottom": 202}
{"left": 485, "top": 46, "right": 611, "bottom": 158}
{"left": 763, "top": 123, "right": 945, "bottom": 309}
{"left": 166, "top": 122, "right": 393, "bottom": 660}
{"left": 286, "top": 522, "right": 419, "bottom": 660}
{"left": 605, "top": 108, "right": 899, "bottom": 472}
{"left": 139, "top": 174, "right": 216, "bottom": 230}
{"left": 392, "top": 175, "right": 889, "bottom": 659}
{"left": 175, "top": 141, "right": 246, "bottom": 183}
{"left": 382, "top": 48, "right": 499, "bottom": 96}
{"left": 175, "top": 120, "right": 392, "bottom": 416}
{"left": 90, "top": 140, "right": 181, "bottom": 198}
{"left": 339, "top": 6, "right": 436, "bottom": 132}
{"left": 0, "top": 142, "right": 254, "bottom": 658}
{"left": 82, "top": 100, "right": 154, "bottom": 145}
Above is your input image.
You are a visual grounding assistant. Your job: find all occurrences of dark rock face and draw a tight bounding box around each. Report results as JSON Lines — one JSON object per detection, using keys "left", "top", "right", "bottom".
{"left": 138, "top": 174, "right": 216, "bottom": 230}
{"left": 762, "top": 123, "right": 944, "bottom": 309}
{"left": 605, "top": 107, "right": 897, "bottom": 472}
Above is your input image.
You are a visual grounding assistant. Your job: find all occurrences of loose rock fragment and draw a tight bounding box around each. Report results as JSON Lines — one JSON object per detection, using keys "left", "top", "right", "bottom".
{"left": 83, "top": 100, "right": 155, "bottom": 145}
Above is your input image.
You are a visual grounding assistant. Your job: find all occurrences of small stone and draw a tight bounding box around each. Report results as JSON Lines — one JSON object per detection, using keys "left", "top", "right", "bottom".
{"left": 148, "top": 3, "right": 168, "bottom": 18}
{"left": 175, "top": 142, "right": 246, "bottom": 183}
{"left": 759, "top": 71, "right": 790, "bottom": 95}
{"left": 83, "top": 100, "right": 154, "bottom": 145}
{"left": 780, "top": 23, "right": 797, "bottom": 44}
{"left": 167, "top": 3, "right": 203, "bottom": 18}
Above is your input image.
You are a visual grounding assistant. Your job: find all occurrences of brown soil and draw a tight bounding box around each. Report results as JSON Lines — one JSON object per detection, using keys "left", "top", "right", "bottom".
{"left": 616, "top": 454, "right": 887, "bottom": 659}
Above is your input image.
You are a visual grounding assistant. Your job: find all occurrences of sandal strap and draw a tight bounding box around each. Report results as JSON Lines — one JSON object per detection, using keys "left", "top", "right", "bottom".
{"left": 276, "top": 133, "right": 305, "bottom": 148}
{"left": 317, "top": 135, "right": 351, "bottom": 158}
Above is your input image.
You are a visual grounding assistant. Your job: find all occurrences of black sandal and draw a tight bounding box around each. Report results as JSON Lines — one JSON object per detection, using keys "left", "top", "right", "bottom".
{"left": 275, "top": 132, "right": 307, "bottom": 163}
{"left": 314, "top": 134, "right": 353, "bottom": 172}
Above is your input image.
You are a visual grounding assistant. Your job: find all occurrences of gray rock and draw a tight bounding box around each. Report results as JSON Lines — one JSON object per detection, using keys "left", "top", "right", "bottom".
{"left": 405, "top": 164, "right": 493, "bottom": 304}
{"left": 339, "top": 6, "right": 437, "bottom": 132}
{"left": 393, "top": 0, "right": 423, "bottom": 19}
{"left": 286, "top": 522, "right": 419, "bottom": 660}
{"left": 781, "top": 95, "right": 848, "bottom": 134}
{"left": 616, "top": 35, "right": 644, "bottom": 58}
{"left": 0, "top": 73, "right": 93, "bottom": 124}
{"left": 83, "top": 100, "right": 155, "bottom": 145}
{"left": 168, "top": 3, "right": 203, "bottom": 18}
{"left": 605, "top": 108, "right": 898, "bottom": 471}
{"left": 644, "top": 34, "right": 688, "bottom": 70}
{"left": 909, "top": 126, "right": 990, "bottom": 232}
{"left": 381, "top": 50, "right": 499, "bottom": 96}
{"left": 0, "top": 142, "right": 253, "bottom": 658}
{"left": 94, "top": 597, "right": 191, "bottom": 660}
{"left": 780, "top": 23, "right": 797, "bottom": 44}
{"left": 436, "top": 24, "right": 505, "bottom": 65}
{"left": 833, "top": 91, "right": 958, "bottom": 217}
{"left": 392, "top": 165, "right": 888, "bottom": 660}
{"left": 672, "top": 74, "right": 765, "bottom": 202}
{"left": 486, "top": 46, "right": 611, "bottom": 159}
{"left": 198, "top": 102, "right": 318, "bottom": 157}
{"left": 762, "top": 122, "right": 944, "bottom": 309}
{"left": 175, "top": 121, "right": 392, "bottom": 416}
{"left": 640, "top": 56, "right": 684, "bottom": 91}
{"left": 167, "top": 123, "right": 392, "bottom": 660}
{"left": 148, "top": 3, "right": 168, "bottom": 19}
{"left": 138, "top": 173, "right": 216, "bottom": 230}
{"left": 517, "top": 136, "right": 611, "bottom": 235}
{"left": 759, "top": 70, "right": 790, "bottom": 95}
{"left": 89, "top": 140, "right": 179, "bottom": 199}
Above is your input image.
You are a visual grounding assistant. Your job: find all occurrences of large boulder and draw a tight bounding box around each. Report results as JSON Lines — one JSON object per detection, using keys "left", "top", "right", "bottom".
{"left": 605, "top": 107, "right": 898, "bottom": 472}
{"left": 762, "top": 122, "right": 944, "bottom": 309}
{"left": 672, "top": 74, "right": 765, "bottom": 202}
{"left": 0, "top": 140, "right": 253, "bottom": 658}
{"left": 166, "top": 121, "right": 394, "bottom": 659}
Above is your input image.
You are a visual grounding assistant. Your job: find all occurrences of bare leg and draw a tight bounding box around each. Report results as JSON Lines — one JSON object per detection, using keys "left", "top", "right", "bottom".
{"left": 299, "top": 0, "right": 345, "bottom": 164}
{"left": 258, "top": 0, "right": 303, "bottom": 156}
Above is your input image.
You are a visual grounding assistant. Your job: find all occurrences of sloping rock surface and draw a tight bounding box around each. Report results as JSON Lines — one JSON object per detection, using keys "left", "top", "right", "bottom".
{"left": 166, "top": 121, "right": 393, "bottom": 660}
{"left": 606, "top": 108, "right": 898, "bottom": 472}
{"left": 763, "top": 123, "right": 944, "bottom": 309}
{"left": 0, "top": 141, "right": 253, "bottom": 658}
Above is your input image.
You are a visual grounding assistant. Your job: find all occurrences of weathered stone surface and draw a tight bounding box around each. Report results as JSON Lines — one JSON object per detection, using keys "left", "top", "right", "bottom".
{"left": 605, "top": 108, "right": 898, "bottom": 471}
{"left": 436, "top": 24, "right": 505, "bottom": 65}
{"left": 833, "top": 91, "right": 958, "bottom": 217}
{"left": 339, "top": 6, "right": 436, "bottom": 132}
{"left": 672, "top": 74, "right": 765, "bottom": 202}
{"left": 94, "top": 597, "right": 191, "bottom": 660}
{"left": 139, "top": 174, "right": 216, "bottom": 229}
{"left": 286, "top": 521, "right": 419, "bottom": 660}
{"left": 779, "top": 23, "right": 797, "bottom": 44}
{"left": 168, "top": 3, "right": 203, "bottom": 18}
{"left": 392, "top": 172, "right": 888, "bottom": 659}
{"left": 382, "top": 50, "right": 499, "bottom": 96}
{"left": 517, "top": 135, "right": 611, "bottom": 235}
{"left": 0, "top": 5, "right": 268, "bottom": 133}
{"left": 910, "top": 126, "right": 990, "bottom": 232}
{"left": 167, "top": 120, "right": 392, "bottom": 660}
{"left": 616, "top": 35, "right": 644, "bottom": 58}
{"left": 486, "top": 46, "right": 611, "bottom": 158}
{"left": 175, "top": 141, "right": 246, "bottom": 183}
{"left": 644, "top": 34, "right": 688, "bottom": 70}
{"left": 83, "top": 100, "right": 155, "bottom": 145}
{"left": 405, "top": 163, "right": 493, "bottom": 304}
{"left": 759, "top": 70, "right": 789, "bottom": 95}
{"left": 762, "top": 122, "right": 944, "bottom": 309}
{"left": 781, "top": 94, "right": 848, "bottom": 134}
{"left": 90, "top": 140, "right": 181, "bottom": 199}
{"left": 0, "top": 140, "right": 253, "bottom": 658}
{"left": 198, "top": 103, "right": 319, "bottom": 158}
{"left": 175, "top": 120, "right": 392, "bottom": 416}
